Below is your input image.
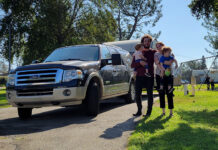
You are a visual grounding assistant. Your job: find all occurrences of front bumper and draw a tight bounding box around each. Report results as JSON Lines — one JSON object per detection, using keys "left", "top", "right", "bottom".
{"left": 6, "top": 87, "right": 86, "bottom": 108}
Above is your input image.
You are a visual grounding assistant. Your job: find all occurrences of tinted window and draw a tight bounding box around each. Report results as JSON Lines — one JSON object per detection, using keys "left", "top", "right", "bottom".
{"left": 44, "top": 46, "right": 99, "bottom": 62}
{"left": 101, "top": 45, "right": 111, "bottom": 59}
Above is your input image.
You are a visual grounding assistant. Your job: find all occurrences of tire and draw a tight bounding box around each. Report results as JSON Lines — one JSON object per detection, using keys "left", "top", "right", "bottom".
{"left": 18, "top": 108, "right": 32, "bottom": 119}
{"left": 86, "top": 81, "right": 100, "bottom": 116}
{"left": 124, "top": 81, "right": 135, "bottom": 104}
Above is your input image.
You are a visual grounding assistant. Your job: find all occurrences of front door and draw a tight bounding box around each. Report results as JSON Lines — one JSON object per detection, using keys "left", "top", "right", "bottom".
{"left": 99, "top": 45, "right": 115, "bottom": 96}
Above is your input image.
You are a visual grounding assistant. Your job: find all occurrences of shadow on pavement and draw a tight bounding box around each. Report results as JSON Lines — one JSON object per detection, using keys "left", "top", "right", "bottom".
{"left": 100, "top": 117, "right": 140, "bottom": 139}
{"left": 0, "top": 96, "right": 147, "bottom": 136}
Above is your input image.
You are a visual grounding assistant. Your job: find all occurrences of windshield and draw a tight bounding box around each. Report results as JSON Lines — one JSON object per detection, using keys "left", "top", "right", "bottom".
{"left": 44, "top": 46, "right": 99, "bottom": 62}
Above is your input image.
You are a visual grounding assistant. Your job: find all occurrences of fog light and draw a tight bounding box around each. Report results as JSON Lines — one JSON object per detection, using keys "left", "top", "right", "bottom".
{"left": 63, "top": 89, "right": 71, "bottom": 96}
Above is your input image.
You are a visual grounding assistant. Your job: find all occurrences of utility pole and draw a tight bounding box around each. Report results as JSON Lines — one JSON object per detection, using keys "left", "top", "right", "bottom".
{"left": 8, "top": 22, "right": 11, "bottom": 73}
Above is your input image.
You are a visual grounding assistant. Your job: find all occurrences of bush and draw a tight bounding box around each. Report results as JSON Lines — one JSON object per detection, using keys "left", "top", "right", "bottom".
{"left": 0, "top": 76, "right": 7, "bottom": 86}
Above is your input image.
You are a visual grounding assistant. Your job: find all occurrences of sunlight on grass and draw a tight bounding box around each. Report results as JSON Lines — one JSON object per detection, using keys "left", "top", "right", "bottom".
{"left": 128, "top": 89, "right": 218, "bottom": 150}
{"left": 0, "top": 88, "right": 10, "bottom": 108}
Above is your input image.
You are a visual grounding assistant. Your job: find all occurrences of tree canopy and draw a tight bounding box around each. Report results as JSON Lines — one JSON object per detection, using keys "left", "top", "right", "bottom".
{"left": 0, "top": 0, "right": 117, "bottom": 65}
{"left": 0, "top": 0, "right": 163, "bottom": 65}
{"left": 188, "top": 0, "right": 218, "bottom": 54}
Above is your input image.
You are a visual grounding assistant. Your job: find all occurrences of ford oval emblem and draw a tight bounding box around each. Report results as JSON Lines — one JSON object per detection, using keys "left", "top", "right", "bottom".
{"left": 31, "top": 75, "right": 40, "bottom": 79}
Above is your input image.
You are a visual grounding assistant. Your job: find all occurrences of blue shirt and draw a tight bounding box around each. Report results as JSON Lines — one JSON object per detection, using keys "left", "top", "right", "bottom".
{"left": 160, "top": 56, "right": 174, "bottom": 69}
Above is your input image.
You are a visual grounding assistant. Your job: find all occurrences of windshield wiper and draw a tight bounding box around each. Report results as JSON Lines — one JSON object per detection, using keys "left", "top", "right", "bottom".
{"left": 59, "top": 58, "right": 84, "bottom": 61}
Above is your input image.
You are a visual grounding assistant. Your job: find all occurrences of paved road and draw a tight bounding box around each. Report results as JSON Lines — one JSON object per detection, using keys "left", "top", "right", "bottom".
{"left": 0, "top": 96, "right": 156, "bottom": 150}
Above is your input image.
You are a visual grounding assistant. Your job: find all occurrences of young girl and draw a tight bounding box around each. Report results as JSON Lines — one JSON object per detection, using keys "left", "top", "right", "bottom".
{"left": 133, "top": 43, "right": 151, "bottom": 77}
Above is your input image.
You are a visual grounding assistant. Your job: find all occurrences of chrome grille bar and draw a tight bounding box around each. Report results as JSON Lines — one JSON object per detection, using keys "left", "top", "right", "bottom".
{"left": 15, "top": 69, "right": 63, "bottom": 86}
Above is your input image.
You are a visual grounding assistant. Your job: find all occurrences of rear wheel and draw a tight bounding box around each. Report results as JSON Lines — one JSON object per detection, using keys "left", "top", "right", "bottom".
{"left": 124, "top": 81, "right": 135, "bottom": 104}
{"left": 86, "top": 81, "right": 100, "bottom": 116}
{"left": 18, "top": 108, "right": 32, "bottom": 119}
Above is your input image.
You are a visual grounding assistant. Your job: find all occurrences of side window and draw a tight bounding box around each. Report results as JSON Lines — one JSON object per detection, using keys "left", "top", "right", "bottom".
{"left": 101, "top": 45, "right": 111, "bottom": 59}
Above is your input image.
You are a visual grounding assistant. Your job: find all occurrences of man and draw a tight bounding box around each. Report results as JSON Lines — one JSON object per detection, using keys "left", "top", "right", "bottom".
{"left": 131, "top": 34, "right": 156, "bottom": 116}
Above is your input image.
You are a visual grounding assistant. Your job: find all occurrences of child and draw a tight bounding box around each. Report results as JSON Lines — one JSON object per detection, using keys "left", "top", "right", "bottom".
{"left": 159, "top": 46, "right": 178, "bottom": 93}
{"left": 133, "top": 43, "right": 151, "bottom": 77}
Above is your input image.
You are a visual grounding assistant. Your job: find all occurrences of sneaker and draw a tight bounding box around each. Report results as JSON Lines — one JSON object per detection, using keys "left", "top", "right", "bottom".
{"left": 168, "top": 87, "right": 175, "bottom": 93}
{"left": 169, "top": 113, "right": 173, "bottom": 117}
{"left": 145, "top": 73, "right": 151, "bottom": 77}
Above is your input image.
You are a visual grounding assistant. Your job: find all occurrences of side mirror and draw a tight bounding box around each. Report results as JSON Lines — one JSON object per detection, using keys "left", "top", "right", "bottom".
{"left": 32, "top": 60, "right": 39, "bottom": 64}
{"left": 112, "top": 54, "right": 121, "bottom": 65}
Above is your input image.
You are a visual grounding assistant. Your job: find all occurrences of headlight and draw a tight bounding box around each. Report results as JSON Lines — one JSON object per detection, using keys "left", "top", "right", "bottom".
{"left": 7, "top": 74, "right": 15, "bottom": 86}
{"left": 62, "top": 70, "right": 83, "bottom": 82}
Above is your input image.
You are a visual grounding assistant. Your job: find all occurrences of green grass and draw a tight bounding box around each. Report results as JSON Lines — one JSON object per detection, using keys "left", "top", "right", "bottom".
{"left": 0, "top": 88, "right": 10, "bottom": 108}
{"left": 128, "top": 89, "right": 218, "bottom": 150}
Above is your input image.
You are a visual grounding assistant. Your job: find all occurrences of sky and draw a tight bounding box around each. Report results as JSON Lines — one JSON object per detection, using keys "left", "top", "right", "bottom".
{"left": 139, "top": 0, "right": 213, "bottom": 64}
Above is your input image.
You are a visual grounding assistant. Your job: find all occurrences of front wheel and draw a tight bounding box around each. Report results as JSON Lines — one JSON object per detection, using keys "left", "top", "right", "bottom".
{"left": 124, "top": 81, "right": 135, "bottom": 104}
{"left": 18, "top": 108, "right": 32, "bottom": 119}
{"left": 86, "top": 81, "right": 100, "bottom": 116}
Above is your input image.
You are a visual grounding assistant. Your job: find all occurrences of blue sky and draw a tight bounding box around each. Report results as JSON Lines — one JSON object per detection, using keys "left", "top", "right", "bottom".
{"left": 140, "top": 0, "right": 212, "bottom": 64}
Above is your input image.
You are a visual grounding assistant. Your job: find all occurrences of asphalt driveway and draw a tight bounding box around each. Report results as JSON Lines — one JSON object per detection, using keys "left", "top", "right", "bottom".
{"left": 0, "top": 96, "right": 155, "bottom": 150}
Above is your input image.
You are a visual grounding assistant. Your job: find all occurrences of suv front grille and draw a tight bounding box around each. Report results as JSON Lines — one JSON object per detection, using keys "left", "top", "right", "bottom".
{"left": 17, "top": 88, "right": 53, "bottom": 96}
{"left": 16, "top": 69, "right": 63, "bottom": 86}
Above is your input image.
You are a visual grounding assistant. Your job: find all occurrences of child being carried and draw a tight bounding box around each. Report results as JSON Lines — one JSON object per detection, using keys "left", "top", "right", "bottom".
{"left": 159, "top": 46, "right": 178, "bottom": 93}
{"left": 133, "top": 43, "right": 151, "bottom": 77}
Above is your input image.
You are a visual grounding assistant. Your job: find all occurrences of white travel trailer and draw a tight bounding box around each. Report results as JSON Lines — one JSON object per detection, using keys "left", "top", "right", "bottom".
{"left": 104, "top": 39, "right": 140, "bottom": 54}
{"left": 192, "top": 69, "right": 218, "bottom": 83}
{"left": 104, "top": 39, "right": 158, "bottom": 54}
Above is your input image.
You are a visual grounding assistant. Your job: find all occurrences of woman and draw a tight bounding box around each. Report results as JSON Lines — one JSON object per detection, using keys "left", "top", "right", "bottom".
{"left": 154, "top": 42, "right": 174, "bottom": 117}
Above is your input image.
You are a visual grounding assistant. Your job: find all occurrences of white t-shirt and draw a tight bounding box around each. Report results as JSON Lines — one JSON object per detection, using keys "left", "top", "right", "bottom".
{"left": 154, "top": 52, "right": 162, "bottom": 75}
{"left": 133, "top": 51, "right": 143, "bottom": 61}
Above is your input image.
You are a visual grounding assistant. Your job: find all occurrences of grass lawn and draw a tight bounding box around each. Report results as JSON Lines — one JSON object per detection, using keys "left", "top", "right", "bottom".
{"left": 0, "top": 87, "right": 10, "bottom": 108}
{"left": 128, "top": 89, "right": 218, "bottom": 150}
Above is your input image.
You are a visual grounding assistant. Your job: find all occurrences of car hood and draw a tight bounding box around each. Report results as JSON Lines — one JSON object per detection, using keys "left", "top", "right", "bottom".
{"left": 15, "top": 60, "right": 100, "bottom": 72}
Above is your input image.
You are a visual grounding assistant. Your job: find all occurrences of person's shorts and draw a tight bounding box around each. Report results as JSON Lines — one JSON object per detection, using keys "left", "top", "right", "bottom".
{"left": 135, "top": 59, "right": 143, "bottom": 63}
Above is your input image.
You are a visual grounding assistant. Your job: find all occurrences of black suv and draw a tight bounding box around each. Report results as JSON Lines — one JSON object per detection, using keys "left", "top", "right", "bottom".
{"left": 6, "top": 44, "right": 135, "bottom": 119}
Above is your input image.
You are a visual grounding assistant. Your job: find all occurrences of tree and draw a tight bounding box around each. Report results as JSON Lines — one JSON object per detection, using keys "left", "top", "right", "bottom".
{"left": 0, "top": 0, "right": 117, "bottom": 65}
{"left": 188, "top": 0, "right": 218, "bottom": 55}
{"left": 109, "top": 0, "right": 163, "bottom": 40}
{"left": 201, "top": 55, "right": 207, "bottom": 69}
{"left": 189, "top": 0, "right": 217, "bottom": 19}
{"left": 0, "top": 55, "right": 8, "bottom": 74}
